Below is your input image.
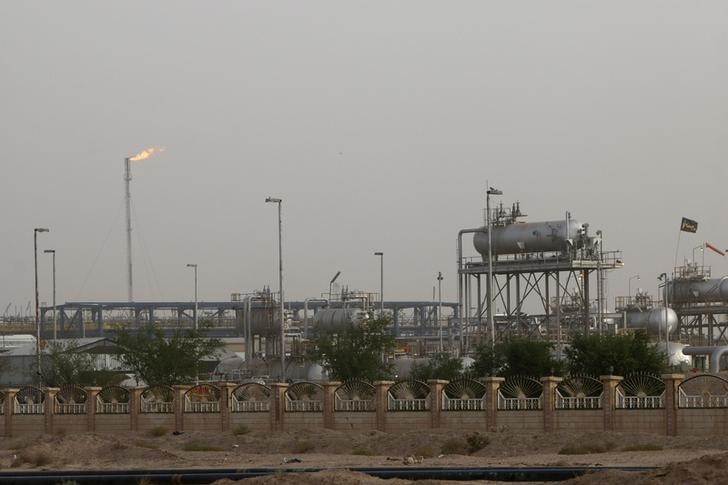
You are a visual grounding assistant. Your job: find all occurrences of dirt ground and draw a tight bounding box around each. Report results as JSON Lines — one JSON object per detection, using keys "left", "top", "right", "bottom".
{"left": 2, "top": 428, "right": 728, "bottom": 484}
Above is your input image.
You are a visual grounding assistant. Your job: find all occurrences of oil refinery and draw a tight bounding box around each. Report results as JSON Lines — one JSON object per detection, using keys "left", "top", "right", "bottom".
{"left": 2, "top": 189, "right": 728, "bottom": 381}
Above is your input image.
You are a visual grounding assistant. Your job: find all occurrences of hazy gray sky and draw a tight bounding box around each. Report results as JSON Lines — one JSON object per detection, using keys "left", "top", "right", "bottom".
{"left": 1, "top": 1, "right": 727, "bottom": 312}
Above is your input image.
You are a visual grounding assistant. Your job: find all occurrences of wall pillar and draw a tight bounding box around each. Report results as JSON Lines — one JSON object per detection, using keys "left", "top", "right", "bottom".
{"left": 220, "top": 382, "right": 236, "bottom": 432}
{"left": 599, "top": 375, "right": 623, "bottom": 431}
{"left": 270, "top": 383, "right": 288, "bottom": 432}
{"left": 662, "top": 374, "right": 684, "bottom": 436}
{"left": 44, "top": 388, "right": 59, "bottom": 434}
{"left": 374, "top": 381, "right": 393, "bottom": 432}
{"left": 130, "top": 387, "right": 143, "bottom": 432}
{"left": 481, "top": 377, "right": 504, "bottom": 431}
{"left": 322, "top": 381, "right": 340, "bottom": 430}
{"left": 4, "top": 388, "right": 18, "bottom": 437}
{"left": 428, "top": 380, "right": 448, "bottom": 428}
{"left": 173, "top": 385, "right": 190, "bottom": 433}
{"left": 540, "top": 376, "right": 562, "bottom": 433}
{"left": 86, "top": 387, "right": 101, "bottom": 432}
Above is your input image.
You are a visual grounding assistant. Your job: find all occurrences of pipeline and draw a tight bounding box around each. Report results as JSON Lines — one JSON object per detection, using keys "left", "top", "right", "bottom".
{"left": 0, "top": 465, "right": 658, "bottom": 484}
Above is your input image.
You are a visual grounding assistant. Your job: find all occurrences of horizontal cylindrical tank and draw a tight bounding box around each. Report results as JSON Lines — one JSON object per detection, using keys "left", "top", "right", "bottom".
{"left": 473, "top": 219, "right": 584, "bottom": 256}
{"left": 667, "top": 277, "right": 728, "bottom": 304}
{"left": 624, "top": 307, "right": 678, "bottom": 336}
{"left": 313, "top": 308, "right": 369, "bottom": 331}
{"left": 240, "top": 307, "right": 279, "bottom": 335}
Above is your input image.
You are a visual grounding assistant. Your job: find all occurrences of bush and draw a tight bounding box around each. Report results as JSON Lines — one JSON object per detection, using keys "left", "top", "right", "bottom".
{"left": 12, "top": 449, "right": 53, "bottom": 467}
{"left": 147, "top": 426, "right": 168, "bottom": 438}
{"left": 465, "top": 432, "right": 489, "bottom": 454}
{"left": 134, "top": 439, "right": 160, "bottom": 449}
{"left": 558, "top": 442, "right": 616, "bottom": 455}
{"left": 292, "top": 440, "right": 315, "bottom": 454}
{"left": 413, "top": 445, "right": 435, "bottom": 458}
{"left": 621, "top": 443, "right": 663, "bottom": 452}
{"left": 232, "top": 424, "right": 250, "bottom": 436}
{"left": 440, "top": 438, "right": 468, "bottom": 455}
{"left": 351, "top": 447, "right": 376, "bottom": 456}
{"left": 183, "top": 439, "right": 224, "bottom": 452}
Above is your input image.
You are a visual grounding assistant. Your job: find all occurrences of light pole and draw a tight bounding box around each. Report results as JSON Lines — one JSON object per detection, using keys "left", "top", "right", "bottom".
{"left": 659, "top": 273, "right": 669, "bottom": 366}
{"left": 43, "top": 249, "right": 56, "bottom": 341}
{"left": 437, "top": 271, "right": 443, "bottom": 353}
{"left": 34, "top": 227, "right": 49, "bottom": 385}
{"left": 629, "top": 274, "right": 640, "bottom": 298}
{"left": 329, "top": 270, "right": 341, "bottom": 303}
{"left": 374, "top": 252, "right": 384, "bottom": 317}
{"left": 265, "top": 196, "right": 285, "bottom": 380}
{"left": 486, "top": 186, "right": 502, "bottom": 353}
{"left": 186, "top": 264, "right": 198, "bottom": 330}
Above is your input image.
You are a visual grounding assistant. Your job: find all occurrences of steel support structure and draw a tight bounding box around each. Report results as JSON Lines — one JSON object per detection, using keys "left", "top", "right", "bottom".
{"left": 458, "top": 253, "right": 622, "bottom": 352}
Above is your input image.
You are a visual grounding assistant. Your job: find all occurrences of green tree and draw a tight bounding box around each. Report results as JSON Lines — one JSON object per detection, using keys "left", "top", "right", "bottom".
{"left": 564, "top": 330, "right": 665, "bottom": 376}
{"left": 307, "top": 316, "right": 395, "bottom": 381}
{"left": 471, "top": 338, "right": 562, "bottom": 378}
{"left": 113, "top": 325, "right": 222, "bottom": 385}
{"left": 41, "top": 340, "right": 122, "bottom": 387}
{"left": 410, "top": 353, "right": 465, "bottom": 381}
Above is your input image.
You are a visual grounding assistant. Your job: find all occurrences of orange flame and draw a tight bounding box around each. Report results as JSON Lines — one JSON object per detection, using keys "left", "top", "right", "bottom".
{"left": 128, "top": 146, "right": 164, "bottom": 161}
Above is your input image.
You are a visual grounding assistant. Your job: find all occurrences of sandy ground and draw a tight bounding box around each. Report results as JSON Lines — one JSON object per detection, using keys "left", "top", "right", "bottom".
{"left": 1, "top": 428, "right": 728, "bottom": 483}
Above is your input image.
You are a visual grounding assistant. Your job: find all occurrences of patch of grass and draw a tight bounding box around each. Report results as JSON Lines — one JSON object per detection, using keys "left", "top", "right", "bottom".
{"left": 134, "top": 439, "right": 160, "bottom": 449}
{"left": 558, "top": 442, "right": 616, "bottom": 455}
{"left": 351, "top": 447, "right": 376, "bottom": 456}
{"left": 465, "top": 432, "right": 489, "bottom": 454}
{"left": 147, "top": 426, "right": 168, "bottom": 438}
{"left": 413, "top": 445, "right": 435, "bottom": 459}
{"left": 621, "top": 443, "right": 663, "bottom": 452}
{"left": 182, "top": 439, "right": 225, "bottom": 452}
{"left": 232, "top": 424, "right": 250, "bottom": 436}
{"left": 440, "top": 438, "right": 468, "bottom": 455}
{"left": 292, "top": 440, "right": 315, "bottom": 454}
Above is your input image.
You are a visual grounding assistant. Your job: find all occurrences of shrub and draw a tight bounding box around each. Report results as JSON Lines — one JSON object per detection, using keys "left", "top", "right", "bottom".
{"left": 413, "top": 445, "right": 435, "bottom": 458}
{"left": 13, "top": 449, "right": 53, "bottom": 467}
{"left": 147, "top": 426, "right": 168, "bottom": 438}
{"left": 134, "top": 439, "right": 160, "bottom": 449}
{"left": 465, "top": 432, "right": 489, "bottom": 454}
{"left": 558, "top": 442, "right": 616, "bottom": 455}
{"left": 292, "top": 440, "right": 315, "bottom": 454}
{"left": 621, "top": 443, "right": 663, "bottom": 452}
{"left": 351, "top": 447, "right": 376, "bottom": 456}
{"left": 232, "top": 424, "right": 250, "bottom": 436}
{"left": 440, "top": 438, "right": 468, "bottom": 455}
{"left": 183, "top": 439, "right": 224, "bottom": 452}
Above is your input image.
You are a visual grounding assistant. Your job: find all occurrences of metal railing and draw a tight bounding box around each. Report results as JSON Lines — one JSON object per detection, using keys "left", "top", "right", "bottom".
{"left": 335, "top": 395, "right": 375, "bottom": 411}
{"left": 679, "top": 391, "right": 728, "bottom": 408}
{"left": 556, "top": 395, "right": 601, "bottom": 410}
{"left": 497, "top": 394, "right": 541, "bottom": 410}
{"left": 55, "top": 402, "right": 87, "bottom": 415}
{"left": 443, "top": 396, "right": 486, "bottom": 411}
{"left": 184, "top": 398, "right": 220, "bottom": 413}
{"left": 14, "top": 402, "right": 45, "bottom": 414}
{"left": 616, "top": 390, "right": 664, "bottom": 409}
{"left": 96, "top": 400, "right": 130, "bottom": 414}
{"left": 141, "top": 401, "right": 174, "bottom": 413}
{"left": 285, "top": 398, "right": 322, "bottom": 412}
{"left": 231, "top": 399, "right": 270, "bottom": 412}
{"left": 388, "top": 396, "right": 429, "bottom": 411}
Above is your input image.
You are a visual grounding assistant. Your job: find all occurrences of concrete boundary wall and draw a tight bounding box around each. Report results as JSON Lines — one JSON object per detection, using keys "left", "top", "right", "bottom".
{"left": 2, "top": 374, "right": 728, "bottom": 437}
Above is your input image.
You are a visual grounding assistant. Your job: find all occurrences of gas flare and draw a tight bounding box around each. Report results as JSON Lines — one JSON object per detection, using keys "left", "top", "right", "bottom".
{"left": 128, "top": 146, "right": 164, "bottom": 161}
